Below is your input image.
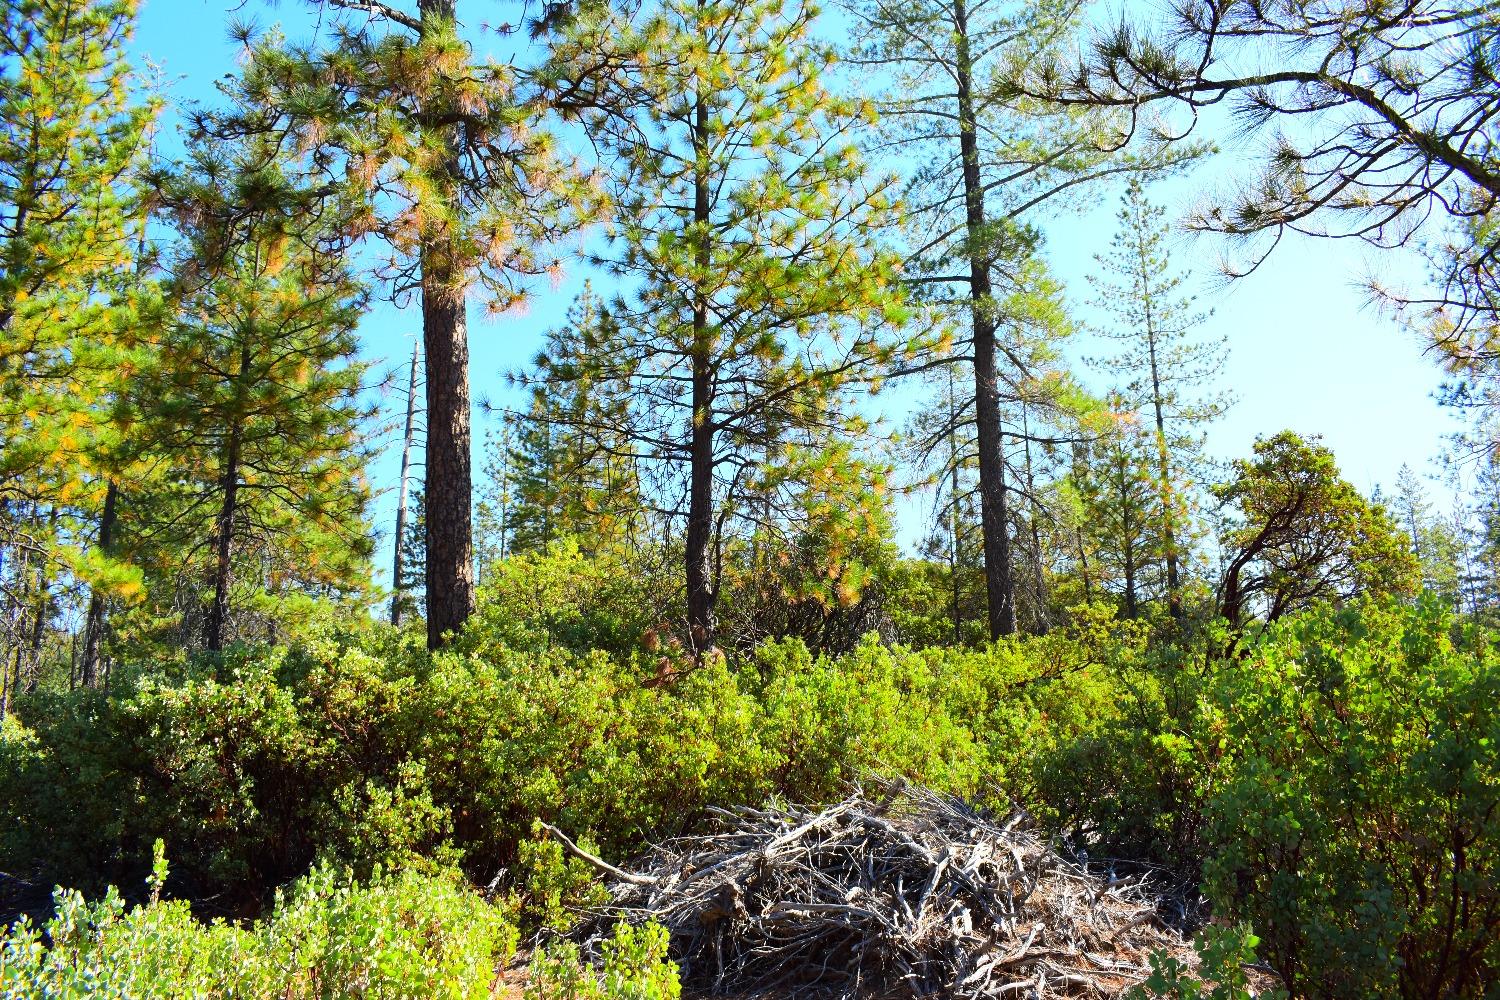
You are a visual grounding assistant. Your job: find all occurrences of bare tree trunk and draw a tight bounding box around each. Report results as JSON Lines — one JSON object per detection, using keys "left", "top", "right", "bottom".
{"left": 954, "top": 0, "right": 1016, "bottom": 639}
{"left": 419, "top": 0, "right": 476, "bottom": 651}
{"left": 391, "top": 341, "right": 420, "bottom": 626}
{"left": 684, "top": 88, "right": 717, "bottom": 653}
{"left": 80, "top": 479, "right": 119, "bottom": 685}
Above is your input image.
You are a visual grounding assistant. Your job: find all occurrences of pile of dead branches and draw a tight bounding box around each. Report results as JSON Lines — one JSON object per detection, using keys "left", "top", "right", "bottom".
{"left": 548, "top": 781, "right": 1194, "bottom": 998}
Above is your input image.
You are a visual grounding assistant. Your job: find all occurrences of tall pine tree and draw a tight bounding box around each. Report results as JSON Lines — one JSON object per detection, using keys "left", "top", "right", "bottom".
{"left": 1088, "top": 178, "right": 1227, "bottom": 618}
{"left": 844, "top": 0, "right": 1196, "bottom": 638}
{"left": 126, "top": 137, "right": 373, "bottom": 651}
{"left": 542, "top": 0, "right": 911, "bottom": 650}
{"left": 216, "top": 4, "right": 600, "bottom": 649}
{"left": 0, "top": 0, "right": 156, "bottom": 674}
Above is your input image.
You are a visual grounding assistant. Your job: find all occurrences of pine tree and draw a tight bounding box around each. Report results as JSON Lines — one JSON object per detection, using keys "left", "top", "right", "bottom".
{"left": 472, "top": 422, "right": 512, "bottom": 584}
{"left": 904, "top": 253, "right": 1094, "bottom": 633}
{"left": 1089, "top": 178, "right": 1227, "bottom": 618}
{"left": 390, "top": 341, "right": 422, "bottom": 625}
{"left": 0, "top": 0, "right": 156, "bottom": 671}
{"left": 540, "top": 0, "right": 911, "bottom": 651}
{"left": 507, "top": 293, "right": 647, "bottom": 558}
{"left": 844, "top": 0, "right": 1197, "bottom": 639}
{"left": 395, "top": 485, "right": 427, "bottom": 622}
{"left": 1069, "top": 404, "right": 1167, "bottom": 618}
{"left": 214, "top": 3, "right": 601, "bottom": 649}
{"left": 125, "top": 136, "right": 374, "bottom": 651}
{"left": 1391, "top": 465, "right": 1431, "bottom": 557}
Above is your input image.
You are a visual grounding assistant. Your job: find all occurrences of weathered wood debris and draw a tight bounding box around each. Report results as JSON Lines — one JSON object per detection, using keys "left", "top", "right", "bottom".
{"left": 548, "top": 781, "right": 1197, "bottom": 998}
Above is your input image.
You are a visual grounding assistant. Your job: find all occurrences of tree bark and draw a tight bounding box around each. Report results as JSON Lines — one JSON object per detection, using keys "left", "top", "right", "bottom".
{"left": 80, "top": 479, "right": 118, "bottom": 684}
{"left": 954, "top": 0, "right": 1016, "bottom": 639}
{"left": 947, "top": 370, "right": 963, "bottom": 645}
{"left": 1118, "top": 451, "right": 1139, "bottom": 619}
{"left": 418, "top": 0, "right": 476, "bottom": 651}
{"left": 420, "top": 260, "right": 474, "bottom": 650}
{"left": 391, "top": 341, "right": 420, "bottom": 626}
{"left": 684, "top": 88, "right": 717, "bottom": 653}
{"left": 204, "top": 422, "right": 243, "bottom": 652}
{"left": 1141, "top": 285, "right": 1183, "bottom": 618}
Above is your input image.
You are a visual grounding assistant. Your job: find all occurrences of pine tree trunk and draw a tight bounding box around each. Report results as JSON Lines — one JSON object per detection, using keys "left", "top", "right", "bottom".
{"left": 1119, "top": 453, "right": 1139, "bottom": 619}
{"left": 421, "top": 263, "right": 474, "bottom": 650}
{"left": 391, "top": 342, "right": 420, "bottom": 626}
{"left": 684, "top": 90, "right": 717, "bottom": 653}
{"left": 954, "top": 0, "right": 1016, "bottom": 639}
{"left": 1021, "top": 406, "right": 1049, "bottom": 634}
{"left": 418, "top": 0, "right": 476, "bottom": 651}
{"left": 204, "top": 424, "right": 242, "bottom": 652}
{"left": 947, "top": 376, "right": 963, "bottom": 645}
{"left": 1146, "top": 334, "right": 1182, "bottom": 618}
{"left": 80, "top": 479, "right": 118, "bottom": 685}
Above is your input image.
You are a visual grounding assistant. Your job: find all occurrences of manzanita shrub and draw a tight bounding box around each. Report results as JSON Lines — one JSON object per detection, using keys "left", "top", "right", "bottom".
{"left": 0, "top": 601, "right": 1126, "bottom": 913}
{"left": 0, "top": 842, "right": 518, "bottom": 998}
{"left": 1200, "top": 599, "right": 1500, "bottom": 998}
{"left": 4, "top": 588, "right": 1497, "bottom": 997}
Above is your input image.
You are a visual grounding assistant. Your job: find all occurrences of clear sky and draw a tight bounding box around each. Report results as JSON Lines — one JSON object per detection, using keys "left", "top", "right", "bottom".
{"left": 126, "top": 0, "right": 1466, "bottom": 576}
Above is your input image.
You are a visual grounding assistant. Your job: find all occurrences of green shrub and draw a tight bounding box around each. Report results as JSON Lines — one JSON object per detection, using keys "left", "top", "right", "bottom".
{"left": 1131, "top": 924, "right": 1285, "bottom": 1000}
{"left": 14, "top": 588, "right": 1493, "bottom": 999}
{"left": 0, "top": 842, "right": 517, "bottom": 998}
{"left": 2, "top": 615, "right": 1026, "bottom": 911}
{"left": 1201, "top": 599, "right": 1500, "bottom": 997}
{"left": 526, "top": 922, "right": 681, "bottom": 1000}
{"left": 471, "top": 539, "right": 670, "bottom": 657}
{"left": 1025, "top": 639, "right": 1215, "bottom": 872}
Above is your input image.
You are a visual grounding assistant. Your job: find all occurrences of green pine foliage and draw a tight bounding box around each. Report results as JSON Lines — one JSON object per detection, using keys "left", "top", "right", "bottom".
{"left": 1088, "top": 178, "right": 1227, "bottom": 616}
{"left": 0, "top": 0, "right": 156, "bottom": 505}
{"left": 539, "top": 0, "right": 912, "bottom": 646}
{"left": 0, "top": 0, "right": 158, "bottom": 699}
{"left": 1068, "top": 403, "right": 1171, "bottom": 619}
{"left": 506, "top": 294, "right": 648, "bottom": 559}
{"left": 119, "top": 136, "right": 375, "bottom": 650}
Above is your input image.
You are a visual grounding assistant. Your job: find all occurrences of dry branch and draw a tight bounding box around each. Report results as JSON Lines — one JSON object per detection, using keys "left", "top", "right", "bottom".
{"left": 556, "top": 780, "right": 1196, "bottom": 998}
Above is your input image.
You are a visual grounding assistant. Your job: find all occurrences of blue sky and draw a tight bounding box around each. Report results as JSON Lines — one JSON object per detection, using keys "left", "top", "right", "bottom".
{"left": 127, "top": 0, "right": 1466, "bottom": 575}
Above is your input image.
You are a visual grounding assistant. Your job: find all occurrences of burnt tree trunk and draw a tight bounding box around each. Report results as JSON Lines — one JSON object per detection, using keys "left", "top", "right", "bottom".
{"left": 954, "top": 0, "right": 1016, "bottom": 639}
